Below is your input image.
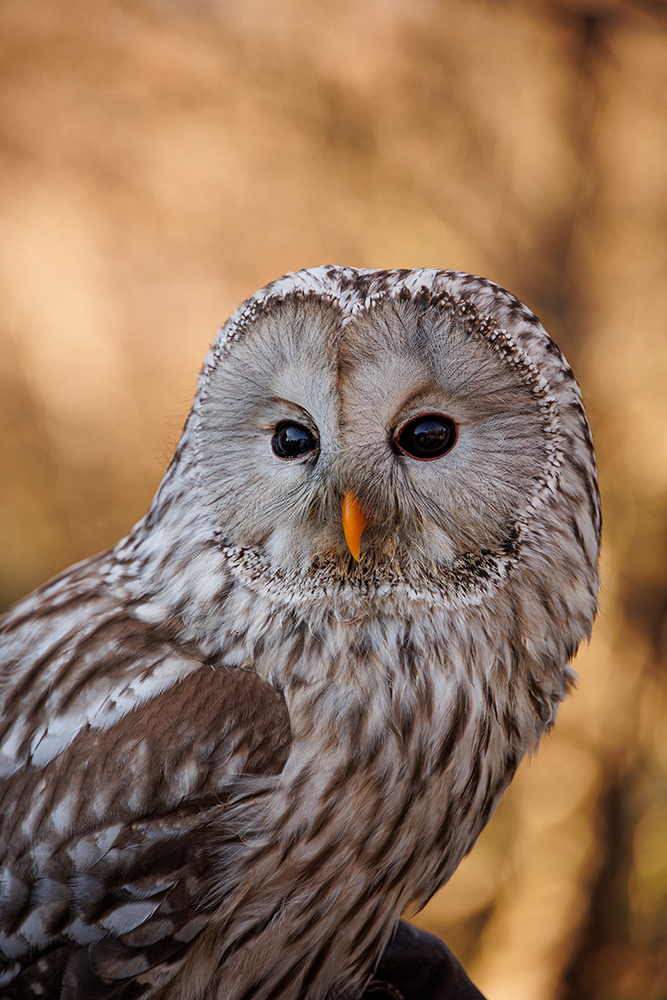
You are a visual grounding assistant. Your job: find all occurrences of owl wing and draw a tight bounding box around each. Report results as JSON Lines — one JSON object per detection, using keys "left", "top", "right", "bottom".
{"left": 0, "top": 600, "right": 292, "bottom": 1000}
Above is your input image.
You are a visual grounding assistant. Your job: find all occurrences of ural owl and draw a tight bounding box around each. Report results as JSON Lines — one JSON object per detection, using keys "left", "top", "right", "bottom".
{"left": 0, "top": 267, "right": 600, "bottom": 999}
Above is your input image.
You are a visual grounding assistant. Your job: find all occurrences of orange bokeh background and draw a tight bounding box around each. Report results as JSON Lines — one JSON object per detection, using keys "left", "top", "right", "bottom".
{"left": 1, "top": 2, "right": 666, "bottom": 996}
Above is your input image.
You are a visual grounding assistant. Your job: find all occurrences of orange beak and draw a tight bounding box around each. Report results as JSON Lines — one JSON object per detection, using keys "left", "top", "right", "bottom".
{"left": 342, "top": 491, "right": 369, "bottom": 561}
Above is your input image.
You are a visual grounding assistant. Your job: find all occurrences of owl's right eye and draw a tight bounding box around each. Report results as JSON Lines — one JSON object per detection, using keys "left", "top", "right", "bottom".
{"left": 271, "top": 422, "right": 319, "bottom": 460}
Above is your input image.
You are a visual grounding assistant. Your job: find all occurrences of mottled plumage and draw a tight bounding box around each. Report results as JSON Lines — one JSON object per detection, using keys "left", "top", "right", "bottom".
{"left": 0, "top": 267, "right": 600, "bottom": 999}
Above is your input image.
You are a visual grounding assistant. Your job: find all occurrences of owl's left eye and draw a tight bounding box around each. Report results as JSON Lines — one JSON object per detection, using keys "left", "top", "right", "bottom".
{"left": 396, "top": 414, "right": 457, "bottom": 461}
{"left": 271, "top": 422, "right": 319, "bottom": 460}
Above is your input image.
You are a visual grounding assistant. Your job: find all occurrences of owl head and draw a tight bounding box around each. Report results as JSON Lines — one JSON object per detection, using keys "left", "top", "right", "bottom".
{"left": 137, "top": 265, "right": 599, "bottom": 668}
{"left": 176, "top": 267, "right": 595, "bottom": 576}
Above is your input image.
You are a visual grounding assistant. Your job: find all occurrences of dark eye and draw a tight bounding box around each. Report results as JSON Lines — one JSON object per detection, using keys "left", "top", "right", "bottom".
{"left": 396, "top": 414, "right": 457, "bottom": 461}
{"left": 271, "top": 421, "right": 319, "bottom": 460}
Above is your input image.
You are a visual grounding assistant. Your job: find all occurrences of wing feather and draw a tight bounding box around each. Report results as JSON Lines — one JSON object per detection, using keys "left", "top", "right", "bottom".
{"left": 0, "top": 597, "right": 291, "bottom": 999}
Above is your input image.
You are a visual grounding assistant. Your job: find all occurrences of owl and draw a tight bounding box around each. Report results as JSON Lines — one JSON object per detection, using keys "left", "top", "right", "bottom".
{"left": 0, "top": 267, "right": 600, "bottom": 1000}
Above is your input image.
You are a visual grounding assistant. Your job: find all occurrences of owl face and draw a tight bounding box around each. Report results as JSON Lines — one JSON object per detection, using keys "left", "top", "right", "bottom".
{"left": 193, "top": 277, "right": 557, "bottom": 584}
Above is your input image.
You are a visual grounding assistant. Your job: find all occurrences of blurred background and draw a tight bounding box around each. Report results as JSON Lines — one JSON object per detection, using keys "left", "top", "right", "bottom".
{"left": 0, "top": 0, "right": 666, "bottom": 996}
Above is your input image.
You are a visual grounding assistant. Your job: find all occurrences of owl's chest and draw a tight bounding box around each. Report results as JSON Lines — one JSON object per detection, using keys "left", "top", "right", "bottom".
{"left": 211, "top": 645, "right": 521, "bottom": 1000}
{"left": 270, "top": 639, "right": 522, "bottom": 902}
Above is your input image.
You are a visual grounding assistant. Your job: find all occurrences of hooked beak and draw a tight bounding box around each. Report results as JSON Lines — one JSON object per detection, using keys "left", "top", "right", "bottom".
{"left": 342, "top": 491, "right": 369, "bottom": 561}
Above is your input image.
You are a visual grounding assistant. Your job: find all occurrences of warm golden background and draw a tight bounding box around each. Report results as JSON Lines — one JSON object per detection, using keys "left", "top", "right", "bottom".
{"left": 1, "top": 0, "right": 666, "bottom": 996}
